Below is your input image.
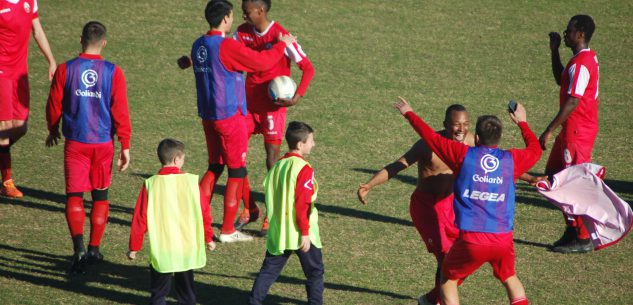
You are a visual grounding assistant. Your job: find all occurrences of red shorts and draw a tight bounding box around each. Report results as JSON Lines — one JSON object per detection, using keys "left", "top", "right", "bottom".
{"left": 442, "top": 231, "right": 515, "bottom": 282}
{"left": 0, "top": 76, "right": 30, "bottom": 121}
{"left": 410, "top": 190, "right": 459, "bottom": 258}
{"left": 545, "top": 135, "right": 594, "bottom": 174}
{"left": 64, "top": 140, "right": 114, "bottom": 193}
{"left": 202, "top": 113, "right": 248, "bottom": 169}
{"left": 246, "top": 109, "right": 286, "bottom": 145}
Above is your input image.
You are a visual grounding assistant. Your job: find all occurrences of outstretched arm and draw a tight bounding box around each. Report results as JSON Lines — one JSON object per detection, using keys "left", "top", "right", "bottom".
{"left": 32, "top": 18, "right": 56, "bottom": 81}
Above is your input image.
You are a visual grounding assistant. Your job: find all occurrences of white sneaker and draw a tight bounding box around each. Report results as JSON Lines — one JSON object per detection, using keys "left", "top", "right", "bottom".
{"left": 219, "top": 230, "right": 253, "bottom": 243}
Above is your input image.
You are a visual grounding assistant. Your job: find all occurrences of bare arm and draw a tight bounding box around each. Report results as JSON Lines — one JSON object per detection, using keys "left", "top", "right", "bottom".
{"left": 357, "top": 141, "right": 424, "bottom": 205}
{"left": 32, "top": 18, "right": 56, "bottom": 81}
{"left": 549, "top": 32, "right": 564, "bottom": 86}
{"left": 539, "top": 96, "right": 579, "bottom": 150}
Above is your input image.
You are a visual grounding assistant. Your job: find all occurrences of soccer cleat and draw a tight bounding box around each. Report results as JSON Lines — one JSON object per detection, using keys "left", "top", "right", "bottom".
{"left": 69, "top": 252, "right": 87, "bottom": 275}
{"left": 219, "top": 230, "right": 253, "bottom": 243}
{"left": 258, "top": 217, "right": 269, "bottom": 237}
{"left": 552, "top": 238, "right": 593, "bottom": 254}
{"left": 552, "top": 226, "right": 577, "bottom": 247}
{"left": 86, "top": 251, "right": 104, "bottom": 265}
{"left": 1, "top": 179, "right": 23, "bottom": 198}
{"left": 234, "top": 207, "right": 262, "bottom": 230}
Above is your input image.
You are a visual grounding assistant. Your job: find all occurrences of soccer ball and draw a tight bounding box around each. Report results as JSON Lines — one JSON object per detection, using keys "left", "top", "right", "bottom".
{"left": 268, "top": 76, "right": 296, "bottom": 100}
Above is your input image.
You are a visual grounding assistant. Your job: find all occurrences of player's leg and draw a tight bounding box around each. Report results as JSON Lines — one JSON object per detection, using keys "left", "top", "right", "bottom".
{"left": 235, "top": 113, "right": 261, "bottom": 230}
{"left": 297, "top": 246, "right": 325, "bottom": 305}
{"left": 502, "top": 276, "right": 528, "bottom": 305}
{"left": 490, "top": 240, "right": 528, "bottom": 304}
{"left": 150, "top": 265, "right": 173, "bottom": 305}
{"left": 201, "top": 120, "right": 225, "bottom": 207}
{"left": 86, "top": 142, "right": 115, "bottom": 263}
{"left": 173, "top": 270, "right": 196, "bottom": 305}
{"left": 440, "top": 237, "right": 486, "bottom": 305}
{"left": 216, "top": 115, "right": 252, "bottom": 242}
{"left": 259, "top": 111, "right": 286, "bottom": 236}
{"left": 249, "top": 251, "right": 291, "bottom": 305}
{"left": 0, "top": 77, "right": 28, "bottom": 198}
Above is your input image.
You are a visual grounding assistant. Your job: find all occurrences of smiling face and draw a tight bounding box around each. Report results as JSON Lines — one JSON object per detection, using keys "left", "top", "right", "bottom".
{"left": 444, "top": 110, "right": 470, "bottom": 143}
{"left": 241, "top": 1, "right": 265, "bottom": 25}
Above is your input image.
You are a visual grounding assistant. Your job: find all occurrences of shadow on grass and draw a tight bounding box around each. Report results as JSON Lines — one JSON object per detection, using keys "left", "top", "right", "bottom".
{"left": 2, "top": 187, "right": 133, "bottom": 226}
{"left": 513, "top": 239, "right": 552, "bottom": 250}
{"left": 0, "top": 243, "right": 302, "bottom": 305}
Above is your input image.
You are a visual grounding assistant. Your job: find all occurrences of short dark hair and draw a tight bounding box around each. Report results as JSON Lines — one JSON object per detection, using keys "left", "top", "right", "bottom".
{"left": 157, "top": 138, "right": 185, "bottom": 165}
{"left": 244, "top": 0, "right": 271, "bottom": 12}
{"left": 206, "top": 0, "right": 233, "bottom": 28}
{"left": 444, "top": 104, "right": 467, "bottom": 123}
{"left": 81, "top": 21, "right": 107, "bottom": 47}
{"left": 475, "top": 115, "right": 502, "bottom": 146}
{"left": 570, "top": 15, "right": 596, "bottom": 43}
{"left": 286, "top": 121, "right": 314, "bottom": 150}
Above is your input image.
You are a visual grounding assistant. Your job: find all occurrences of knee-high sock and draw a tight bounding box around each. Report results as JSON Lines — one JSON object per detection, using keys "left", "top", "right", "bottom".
{"left": 200, "top": 170, "right": 220, "bottom": 204}
{"left": 242, "top": 175, "right": 256, "bottom": 210}
{"left": 222, "top": 177, "right": 243, "bottom": 234}
{"left": 66, "top": 196, "right": 85, "bottom": 240}
{"left": 89, "top": 200, "right": 110, "bottom": 247}
{"left": 0, "top": 146, "right": 11, "bottom": 182}
{"left": 575, "top": 216, "right": 590, "bottom": 239}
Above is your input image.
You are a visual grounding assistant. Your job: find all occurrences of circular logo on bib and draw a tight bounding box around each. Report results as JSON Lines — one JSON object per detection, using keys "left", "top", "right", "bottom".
{"left": 196, "top": 46, "right": 208, "bottom": 63}
{"left": 81, "top": 69, "right": 98, "bottom": 88}
{"left": 480, "top": 154, "right": 499, "bottom": 174}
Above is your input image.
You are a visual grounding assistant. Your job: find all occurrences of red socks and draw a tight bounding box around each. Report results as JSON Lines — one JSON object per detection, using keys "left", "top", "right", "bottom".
{"left": 0, "top": 148, "right": 11, "bottom": 182}
{"left": 242, "top": 175, "right": 255, "bottom": 210}
{"left": 221, "top": 177, "right": 243, "bottom": 234}
{"left": 89, "top": 200, "right": 110, "bottom": 247}
{"left": 511, "top": 296, "right": 529, "bottom": 305}
{"left": 200, "top": 170, "right": 220, "bottom": 204}
{"left": 66, "top": 196, "right": 85, "bottom": 238}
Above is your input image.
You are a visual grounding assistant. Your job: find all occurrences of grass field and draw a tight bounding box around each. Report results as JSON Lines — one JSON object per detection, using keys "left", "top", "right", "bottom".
{"left": 1, "top": 0, "right": 633, "bottom": 304}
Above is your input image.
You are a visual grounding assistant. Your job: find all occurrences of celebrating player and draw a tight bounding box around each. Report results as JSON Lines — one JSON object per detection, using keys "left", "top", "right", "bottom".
{"left": 46, "top": 21, "right": 131, "bottom": 274}
{"left": 0, "top": 0, "right": 56, "bottom": 198}
{"left": 395, "top": 97, "right": 541, "bottom": 305}
{"left": 233, "top": 0, "right": 316, "bottom": 235}
{"left": 357, "top": 105, "right": 473, "bottom": 305}
{"left": 185, "top": 0, "right": 296, "bottom": 243}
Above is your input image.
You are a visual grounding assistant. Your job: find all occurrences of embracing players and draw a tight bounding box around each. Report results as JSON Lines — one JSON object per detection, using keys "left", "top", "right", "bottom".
{"left": 0, "top": 0, "right": 56, "bottom": 198}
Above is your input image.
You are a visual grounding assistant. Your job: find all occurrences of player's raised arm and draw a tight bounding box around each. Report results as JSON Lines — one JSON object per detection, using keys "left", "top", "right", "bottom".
{"left": 549, "top": 32, "right": 564, "bottom": 85}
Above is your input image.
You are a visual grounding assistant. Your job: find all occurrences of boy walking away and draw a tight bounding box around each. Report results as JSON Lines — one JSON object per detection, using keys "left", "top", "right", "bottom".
{"left": 128, "top": 139, "right": 216, "bottom": 305}
{"left": 45, "top": 21, "right": 131, "bottom": 274}
{"left": 249, "top": 121, "right": 324, "bottom": 305}
{"left": 394, "top": 98, "right": 541, "bottom": 305}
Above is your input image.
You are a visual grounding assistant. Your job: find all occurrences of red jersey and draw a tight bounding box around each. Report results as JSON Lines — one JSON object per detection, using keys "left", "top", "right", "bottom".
{"left": 235, "top": 21, "right": 315, "bottom": 113}
{"left": 559, "top": 48, "right": 599, "bottom": 143}
{"left": 0, "top": 0, "right": 38, "bottom": 79}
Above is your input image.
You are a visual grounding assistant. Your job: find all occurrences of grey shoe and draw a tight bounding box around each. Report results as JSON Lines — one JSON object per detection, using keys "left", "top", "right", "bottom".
{"left": 552, "top": 238, "right": 593, "bottom": 254}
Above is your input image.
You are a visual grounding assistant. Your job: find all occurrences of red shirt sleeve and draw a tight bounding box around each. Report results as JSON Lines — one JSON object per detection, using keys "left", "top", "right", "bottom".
{"left": 46, "top": 62, "right": 67, "bottom": 132}
{"left": 404, "top": 111, "right": 468, "bottom": 174}
{"left": 32, "top": 0, "right": 39, "bottom": 19}
{"left": 219, "top": 38, "right": 287, "bottom": 73}
{"left": 295, "top": 58, "right": 314, "bottom": 97}
{"left": 508, "top": 121, "right": 543, "bottom": 180}
{"left": 129, "top": 184, "right": 148, "bottom": 251}
{"left": 110, "top": 65, "right": 132, "bottom": 149}
{"left": 199, "top": 186, "right": 214, "bottom": 243}
{"left": 294, "top": 164, "right": 315, "bottom": 236}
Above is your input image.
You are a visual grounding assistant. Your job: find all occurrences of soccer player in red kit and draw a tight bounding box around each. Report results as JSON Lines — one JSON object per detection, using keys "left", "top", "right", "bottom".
{"left": 395, "top": 98, "right": 541, "bottom": 305}
{"left": 0, "top": 0, "right": 56, "bottom": 198}
{"left": 526, "top": 15, "right": 599, "bottom": 254}
{"left": 357, "top": 105, "right": 473, "bottom": 305}
{"left": 233, "top": 0, "right": 315, "bottom": 234}
{"left": 185, "top": 0, "right": 296, "bottom": 243}
{"left": 46, "top": 21, "right": 131, "bottom": 274}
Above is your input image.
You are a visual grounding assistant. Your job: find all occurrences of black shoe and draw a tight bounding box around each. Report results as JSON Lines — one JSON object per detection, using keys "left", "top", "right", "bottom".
{"left": 86, "top": 251, "right": 104, "bottom": 265}
{"left": 70, "top": 252, "right": 87, "bottom": 274}
{"left": 552, "top": 226, "right": 577, "bottom": 247}
{"left": 552, "top": 238, "right": 593, "bottom": 254}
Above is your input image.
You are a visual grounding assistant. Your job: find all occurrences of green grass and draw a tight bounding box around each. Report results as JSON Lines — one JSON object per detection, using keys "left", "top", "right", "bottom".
{"left": 1, "top": 0, "right": 633, "bottom": 304}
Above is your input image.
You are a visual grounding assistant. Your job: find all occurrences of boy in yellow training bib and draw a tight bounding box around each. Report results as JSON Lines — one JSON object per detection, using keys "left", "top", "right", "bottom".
{"left": 249, "top": 121, "right": 324, "bottom": 305}
{"left": 128, "top": 139, "right": 216, "bottom": 305}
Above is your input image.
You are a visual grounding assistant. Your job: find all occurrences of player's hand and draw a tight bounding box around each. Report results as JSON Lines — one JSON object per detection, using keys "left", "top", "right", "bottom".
{"left": 206, "top": 241, "right": 217, "bottom": 251}
{"left": 357, "top": 183, "right": 371, "bottom": 205}
{"left": 127, "top": 251, "right": 137, "bottom": 260}
{"left": 278, "top": 33, "right": 297, "bottom": 47}
{"left": 177, "top": 56, "right": 192, "bottom": 69}
{"left": 48, "top": 62, "right": 57, "bottom": 81}
{"left": 539, "top": 130, "right": 552, "bottom": 150}
{"left": 118, "top": 149, "right": 131, "bottom": 172}
{"left": 520, "top": 173, "right": 548, "bottom": 186}
{"left": 549, "top": 32, "right": 561, "bottom": 51}
{"left": 45, "top": 130, "right": 61, "bottom": 147}
{"left": 299, "top": 235, "right": 311, "bottom": 253}
{"left": 393, "top": 96, "right": 413, "bottom": 115}
{"left": 509, "top": 102, "right": 526, "bottom": 124}
{"left": 274, "top": 94, "right": 301, "bottom": 107}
